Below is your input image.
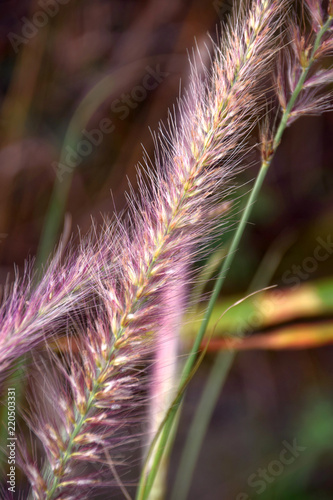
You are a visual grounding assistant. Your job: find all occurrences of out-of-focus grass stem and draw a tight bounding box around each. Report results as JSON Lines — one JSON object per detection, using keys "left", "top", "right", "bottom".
{"left": 36, "top": 75, "right": 115, "bottom": 267}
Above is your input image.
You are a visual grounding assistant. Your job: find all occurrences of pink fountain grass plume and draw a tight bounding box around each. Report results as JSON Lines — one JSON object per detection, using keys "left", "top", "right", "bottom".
{"left": 18, "top": 1, "right": 288, "bottom": 498}
{"left": 19, "top": 288, "right": 151, "bottom": 500}
{"left": 0, "top": 228, "right": 114, "bottom": 382}
{"left": 109, "top": 0, "right": 284, "bottom": 349}
{"left": 274, "top": 0, "right": 333, "bottom": 129}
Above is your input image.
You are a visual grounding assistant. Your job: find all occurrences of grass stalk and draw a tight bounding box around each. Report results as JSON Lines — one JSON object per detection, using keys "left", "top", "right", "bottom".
{"left": 167, "top": 16, "right": 333, "bottom": 499}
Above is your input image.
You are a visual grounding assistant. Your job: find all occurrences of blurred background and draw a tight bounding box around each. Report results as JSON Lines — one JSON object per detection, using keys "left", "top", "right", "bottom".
{"left": 0, "top": 0, "right": 333, "bottom": 499}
